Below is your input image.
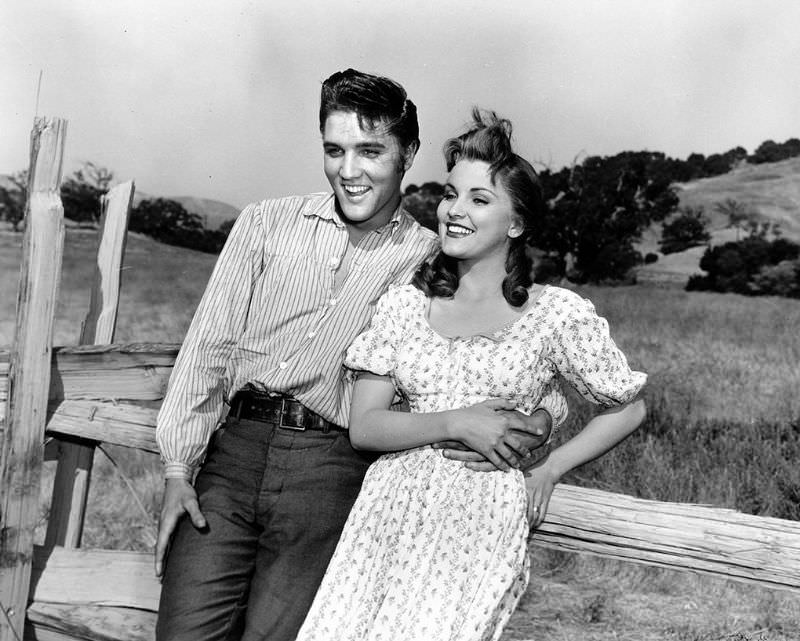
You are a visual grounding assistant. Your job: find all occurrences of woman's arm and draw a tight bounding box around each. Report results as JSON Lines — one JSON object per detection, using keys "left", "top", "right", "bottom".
{"left": 349, "top": 373, "right": 540, "bottom": 471}
{"left": 525, "top": 396, "right": 646, "bottom": 527}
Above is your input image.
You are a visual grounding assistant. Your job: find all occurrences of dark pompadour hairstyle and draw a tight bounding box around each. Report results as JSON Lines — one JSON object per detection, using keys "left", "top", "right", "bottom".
{"left": 319, "top": 68, "right": 420, "bottom": 152}
{"left": 413, "top": 108, "right": 545, "bottom": 307}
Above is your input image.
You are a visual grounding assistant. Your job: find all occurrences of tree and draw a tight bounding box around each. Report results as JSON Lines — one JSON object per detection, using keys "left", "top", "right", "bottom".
{"left": 219, "top": 218, "right": 237, "bottom": 237}
{"left": 536, "top": 151, "right": 678, "bottom": 282}
{"left": 129, "top": 198, "right": 230, "bottom": 253}
{"left": 0, "top": 170, "right": 28, "bottom": 231}
{"left": 749, "top": 138, "right": 800, "bottom": 164}
{"left": 130, "top": 198, "right": 203, "bottom": 243}
{"left": 714, "top": 198, "right": 755, "bottom": 241}
{"left": 402, "top": 181, "right": 443, "bottom": 232}
{"left": 659, "top": 207, "right": 711, "bottom": 254}
{"left": 60, "top": 161, "right": 114, "bottom": 225}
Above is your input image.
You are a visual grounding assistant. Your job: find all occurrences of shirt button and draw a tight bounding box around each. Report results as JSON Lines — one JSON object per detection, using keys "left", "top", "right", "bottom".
{"left": 278, "top": 361, "right": 288, "bottom": 370}
{"left": 307, "top": 331, "right": 317, "bottom": 339}
{"left": 329, "top": 298, "right": 338, "bottom": 306}
{"left": 328, "top": 256, "right": 340, "bottom": 268}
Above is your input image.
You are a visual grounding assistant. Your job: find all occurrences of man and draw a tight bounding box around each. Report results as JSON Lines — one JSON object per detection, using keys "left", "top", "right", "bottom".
{"left": 154, "top": 68, "right": 564, "bottom": 641}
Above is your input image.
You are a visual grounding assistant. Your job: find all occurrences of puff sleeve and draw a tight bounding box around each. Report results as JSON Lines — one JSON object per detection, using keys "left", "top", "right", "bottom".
{"left": 344, "top": 286, "right": 407, "bottom": 376}
{"left": 550, "top": 293, "right": 646, "bottom": 406}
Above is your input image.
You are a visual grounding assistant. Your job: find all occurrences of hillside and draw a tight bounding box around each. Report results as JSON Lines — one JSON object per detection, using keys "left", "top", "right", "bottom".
{"left": 132, "top": 192, "right": 240, "bottom": 230}
{"left": 676, "top": 155, "right": 800, "bottom": 240}
{"left": 636, "top": 156, "right": 800, "bottom": 282}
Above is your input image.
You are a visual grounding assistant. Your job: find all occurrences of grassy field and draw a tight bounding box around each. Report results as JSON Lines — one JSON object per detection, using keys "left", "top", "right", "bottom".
{"left": 3, "top": 229, "right": 799, "bottom": 640}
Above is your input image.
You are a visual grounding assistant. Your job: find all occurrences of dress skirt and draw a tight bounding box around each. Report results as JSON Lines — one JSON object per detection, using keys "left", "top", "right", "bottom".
{"left": 295, "top": 446, "right": 530, "bottom": 641}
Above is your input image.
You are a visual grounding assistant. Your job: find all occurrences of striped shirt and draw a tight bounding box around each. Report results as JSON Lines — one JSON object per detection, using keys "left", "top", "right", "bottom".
{"left": 156, "top": 192, "right": 440, "bottom": 479}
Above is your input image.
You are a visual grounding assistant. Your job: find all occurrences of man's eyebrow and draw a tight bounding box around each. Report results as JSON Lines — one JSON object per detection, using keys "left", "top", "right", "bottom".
{"left": 322, "top": 140, "right": 387, "bottom": 149}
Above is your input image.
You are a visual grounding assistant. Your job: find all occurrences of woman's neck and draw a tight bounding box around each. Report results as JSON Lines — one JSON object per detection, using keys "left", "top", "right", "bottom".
{"left": 455, "top": 254, "right": 507, "bottom": 303}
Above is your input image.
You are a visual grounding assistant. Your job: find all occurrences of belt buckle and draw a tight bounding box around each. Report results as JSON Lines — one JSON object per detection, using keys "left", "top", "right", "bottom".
{"left": 278, "top": 398, "right": 306, "bottom": 431}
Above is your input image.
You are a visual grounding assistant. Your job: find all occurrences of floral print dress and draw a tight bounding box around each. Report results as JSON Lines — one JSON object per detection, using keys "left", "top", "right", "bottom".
{"left": 295, "top": 284, "right": 646, "bottom": 641}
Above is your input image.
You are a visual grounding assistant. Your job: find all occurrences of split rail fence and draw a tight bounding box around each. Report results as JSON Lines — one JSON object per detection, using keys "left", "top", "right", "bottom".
{"left": 1, "top": 118, "right": 799, "bottom": 641}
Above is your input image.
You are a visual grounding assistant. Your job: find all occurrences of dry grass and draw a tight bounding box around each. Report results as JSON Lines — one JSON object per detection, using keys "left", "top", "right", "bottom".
{"left": 4, "top": 229, "right": 800, "bottom": 639}
{"left": 0, "top": 229, "right": 216, "bottom": 346}
{"left": 504, "top": 552, "right": 800, "bottom": 641}
{"left": 575, "top": 283, "right": 800, "bottom": 423}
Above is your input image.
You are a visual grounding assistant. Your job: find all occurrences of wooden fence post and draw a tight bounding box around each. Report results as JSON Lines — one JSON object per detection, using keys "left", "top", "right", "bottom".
{"left": 44, "top": 181, "right": 135, "bottom": 549}
{"left": 0, "top": 117, "right": 67, "bottom": 641}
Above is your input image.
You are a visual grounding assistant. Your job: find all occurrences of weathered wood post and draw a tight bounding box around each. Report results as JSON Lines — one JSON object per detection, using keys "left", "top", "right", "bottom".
{"left": 0, "top": 117, "right": 67, "bottom": 641}
{"left": 44, "top": 180, "right": 135, "bottom": 549}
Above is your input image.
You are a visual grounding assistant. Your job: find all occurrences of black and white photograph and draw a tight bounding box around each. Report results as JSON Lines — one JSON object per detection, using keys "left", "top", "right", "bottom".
{"left": 1, "top": 1, "right": 799, "bottom": 640}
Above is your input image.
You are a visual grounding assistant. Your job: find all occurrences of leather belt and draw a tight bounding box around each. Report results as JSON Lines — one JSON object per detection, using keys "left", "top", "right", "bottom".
{"left": 229, "top": 388, "right": 343, "bottom": 433}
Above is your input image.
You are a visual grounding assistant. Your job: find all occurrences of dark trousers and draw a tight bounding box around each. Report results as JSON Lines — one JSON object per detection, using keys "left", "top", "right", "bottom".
{"left": 156, "top": 416, "right": 377, "bottom": 641}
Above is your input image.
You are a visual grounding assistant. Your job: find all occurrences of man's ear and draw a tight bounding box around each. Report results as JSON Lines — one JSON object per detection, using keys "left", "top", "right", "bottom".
{"left": 401, "top": 141, "right": 419, "bottom": 173}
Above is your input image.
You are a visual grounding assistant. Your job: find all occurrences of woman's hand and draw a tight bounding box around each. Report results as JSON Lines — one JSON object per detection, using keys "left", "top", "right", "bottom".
{"left": 446, "top": 398, "right": 530, "bottom": 471}
{"left": 523, "top": 456, "right": 560, "bottom": 529}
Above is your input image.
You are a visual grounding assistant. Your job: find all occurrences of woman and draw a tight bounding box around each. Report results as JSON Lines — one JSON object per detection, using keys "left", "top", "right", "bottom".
{"left": 296, "top": 110, "right": 647, "bottom": 641}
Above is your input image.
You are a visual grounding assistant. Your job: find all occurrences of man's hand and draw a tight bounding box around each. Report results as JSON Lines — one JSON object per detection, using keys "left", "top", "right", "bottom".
{"left": 434, "top": 407, "right": 553, "bottom": 472}
{"left": 154, "top": 478, "right": 207, "bottom": 578}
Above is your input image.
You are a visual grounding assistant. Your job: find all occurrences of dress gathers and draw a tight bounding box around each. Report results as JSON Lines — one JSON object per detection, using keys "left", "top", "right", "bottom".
{"left": 295, "top": 284, "right": 646, "bottom": 641}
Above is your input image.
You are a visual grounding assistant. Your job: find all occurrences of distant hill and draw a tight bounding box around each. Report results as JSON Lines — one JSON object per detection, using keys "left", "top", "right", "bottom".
{"left": 132, "top": 192, "right": 240, "bottom": 230}
{"left": 0, "top": 175, "right": 240, "bottom": 232}
{"left": 636, "top": 156, "right": 800, "bottom": 283}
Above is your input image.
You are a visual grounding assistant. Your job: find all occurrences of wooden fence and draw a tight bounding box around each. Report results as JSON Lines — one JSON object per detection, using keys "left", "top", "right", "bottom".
{"left": 1, "top": 118, "right": 799, "bottom": 641}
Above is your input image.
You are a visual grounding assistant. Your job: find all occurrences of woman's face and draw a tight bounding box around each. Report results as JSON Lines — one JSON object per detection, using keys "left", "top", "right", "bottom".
{"left": 437, "top": 159, "right": 521, "bottom": 263}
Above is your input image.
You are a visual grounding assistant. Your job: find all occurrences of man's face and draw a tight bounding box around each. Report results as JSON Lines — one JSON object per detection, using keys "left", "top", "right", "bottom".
{"left": 323, "top": 110, "right": 415, "bottom": 232}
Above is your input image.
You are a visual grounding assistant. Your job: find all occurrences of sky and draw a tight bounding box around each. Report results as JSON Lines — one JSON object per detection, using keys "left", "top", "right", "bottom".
{"left": 2, "top": 0, "right": 799, "bottom": 210}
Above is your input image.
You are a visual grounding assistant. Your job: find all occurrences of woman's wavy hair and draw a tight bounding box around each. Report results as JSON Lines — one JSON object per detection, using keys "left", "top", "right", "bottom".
{"left": 413, "top": 108, "right": 545, "bottom": 307}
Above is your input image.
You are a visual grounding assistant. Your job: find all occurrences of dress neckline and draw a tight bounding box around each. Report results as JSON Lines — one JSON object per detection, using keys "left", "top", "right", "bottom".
{"left": 423, "top": 285, "right": 551, "bottom": 342}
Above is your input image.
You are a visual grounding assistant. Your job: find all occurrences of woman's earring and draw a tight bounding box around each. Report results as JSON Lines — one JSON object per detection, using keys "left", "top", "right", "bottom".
{"left": 508, "top": 226, "right": 523, "bottom": 239}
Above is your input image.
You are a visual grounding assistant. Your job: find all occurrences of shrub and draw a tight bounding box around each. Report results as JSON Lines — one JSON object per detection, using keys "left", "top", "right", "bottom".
{"left": 750, "top": 260, "right": 800, "bottom": 298}
{"left": 659, "top": 207, "right": 710, "bottom": 254}
{"left": 690, "top": 236, "right": 800, "bottom": 297}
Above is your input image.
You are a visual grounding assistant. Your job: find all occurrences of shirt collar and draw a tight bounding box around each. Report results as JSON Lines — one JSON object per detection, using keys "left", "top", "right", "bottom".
{"left": 302, "top": 193, "right": 405, "bottom": 235}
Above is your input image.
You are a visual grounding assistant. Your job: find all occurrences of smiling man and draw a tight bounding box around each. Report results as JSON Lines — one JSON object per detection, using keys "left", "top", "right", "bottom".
{"left": 153, "top": 69, "right": 563, "bottom": 641}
